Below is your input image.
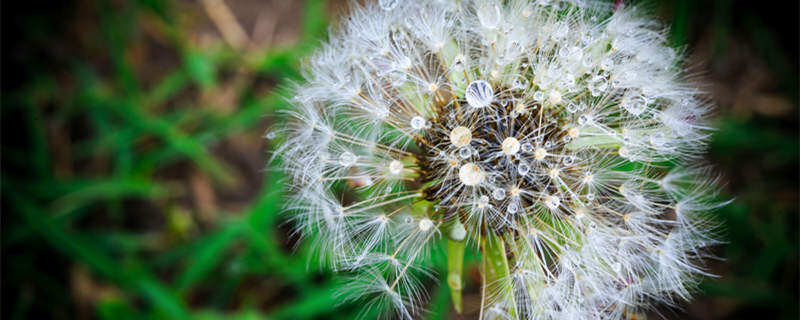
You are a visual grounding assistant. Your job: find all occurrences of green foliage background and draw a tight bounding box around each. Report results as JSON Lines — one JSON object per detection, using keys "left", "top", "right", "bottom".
{"left": 2, "top": 0, "right": 797, "bottom": 319}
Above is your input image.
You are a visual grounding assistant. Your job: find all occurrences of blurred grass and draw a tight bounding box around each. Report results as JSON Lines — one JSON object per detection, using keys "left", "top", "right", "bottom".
{"left": 1, "top": 0, "right": 797, "bottom": 319}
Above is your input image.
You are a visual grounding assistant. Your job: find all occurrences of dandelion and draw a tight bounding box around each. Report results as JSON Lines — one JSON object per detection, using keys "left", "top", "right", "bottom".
{"left": 277, "top": 0, "right": 724, "bottom": 318}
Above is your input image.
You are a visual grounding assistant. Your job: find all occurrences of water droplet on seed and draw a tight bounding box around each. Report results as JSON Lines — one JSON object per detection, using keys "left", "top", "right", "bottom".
{"left": 379, "top": 0, "right": 400, "bottom": 10}
{"left": 339, "top": 152, "right": 357, "bottom": 167}
{"left": 622, "top": 93, "right": 648, "bottom": 116}
{"left": 566, "top": 103, "right": 579, "bottom": 113}
{"left": 517, "top": 163, "right": 530, "bottom": 175}
{"left": 466, "top": 80, "right": 494, "bottom": 109}
{"left": 492, "top": 188, "right": 506, "bottom": 200}
{"left": 578, "top": 114, "right": 590, "bottom": 125}
{"left": 533, "top": 91, "right": 545, "bottom": 101}
{"left": 507, "top": 203, "right": 519, "bottom": 214}
{"left": 521, "top": 143, "right": 533, "bottom": 153}
{"left": 410, "top": 116, "right": 427, "bottom": 130}
{"left": 477, "top": 195, "right": 490, "bottom": 208}
{"left": 477, "top": 4, "right": 502, "bottom": 29}
{"left": 389, "top": 160, "right": 403, "bottom": 174}
{"left": 458, "top": 147, "right": 472, "bottom": 159}
{"left": 650, "top": 132, "right": 666, "bottom": 146}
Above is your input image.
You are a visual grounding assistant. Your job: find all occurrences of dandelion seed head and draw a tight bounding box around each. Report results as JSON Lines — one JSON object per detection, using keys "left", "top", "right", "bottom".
{"left": 278, "top": 0, "right": 724, "bottom": 318}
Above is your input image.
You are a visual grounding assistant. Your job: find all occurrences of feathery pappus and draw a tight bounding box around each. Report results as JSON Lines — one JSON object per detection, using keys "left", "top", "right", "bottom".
{"left": 275, "top": 0, "right": 725, "bottom": 318}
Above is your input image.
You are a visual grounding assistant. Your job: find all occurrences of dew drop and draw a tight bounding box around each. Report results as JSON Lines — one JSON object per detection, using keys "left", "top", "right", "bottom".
{"left": 507, "top": 203, "right": 519, "bottom": 214}
{"left": 566, "top": 103, "right": 579, "bottom": 113}
{"left": 618, "top": 146, "right": 631, "bottom": 159}
{"left": 339, "top": 152, "right": 357, "bottom": 167}
{"left": 477, "top": 4, "right": 502, "bottom": 29}
{"left": 578, "top": 114, "right": 590, "bottom": 126}
{"left": 521, "top": 142, "right": 534, "bottom": 153}
{"left": 418, "top": 218, "right": 433, "bottom": 231}
{"left": 410, "top": 116, "right": 427, "bottom": 130}
{"left": 492, "top": 188, "right": 506, "bottom": 200}
{"left": 513, "top": 77, "right": 529, "bottom": 89}
{"left": 586, "top": 193, "right": 596, "bottom": 201}
{"left": 547, "top": 90, "right": 562, "bottom": 105}
{"left": 265, "top": 131, "right": 277, "bottom": 140}
{"left": 552, "top": 21, "right": 569, "bottom": 39}
{"left": 649, "top": 132, "right": 666, "bottom": 146}
{"left": 466, "top": 80, "right": 494, "bottom": 108}
{"left": 389, "top": 71, "right": 407, "bottom": 86}
{"left": 389, "top": 160, "right": 404, "bottom": 174}
{"left": 544, "top": 196, "right": 560, "bottom": 209}
{"left": 589, "top": 74, "right": 607, "bottom": 92}
{"left": 568, "top": 47, "right": 583, "bottom": 61}
{"left": 622, "top": 93, "right": 648, "bottom": 116}
{"left": 517, "top": 163, "right": 530, "bottom": 176}
{"left": 477, "top": 195, "right": 490, "bottom": 208}
{"left": 452, "top": 54, "right": 466, "bottom": 70}
{"left": 379, "top": 0, "right": 400, "bottom": 10}
{"left": 458, "top": 147, "right": 472, "bottom": 159}
{"left": 533, "top": 91, "right": 545, "bottom": 102}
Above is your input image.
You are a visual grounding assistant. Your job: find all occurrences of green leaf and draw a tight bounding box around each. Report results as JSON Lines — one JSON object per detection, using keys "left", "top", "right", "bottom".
{"left": 176, "top": 221, "right": 242, "bottom": 292}
{"left": 185, "top": 50, "right": 216, "bottom": 89}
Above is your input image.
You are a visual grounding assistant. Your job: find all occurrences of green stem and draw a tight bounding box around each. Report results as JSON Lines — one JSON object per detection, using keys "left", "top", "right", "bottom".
{"left": 446, "top": 238, "right": 465, "bottom": 314}
{"left": 482, "top": 231, "right": 516, "bottom": 317}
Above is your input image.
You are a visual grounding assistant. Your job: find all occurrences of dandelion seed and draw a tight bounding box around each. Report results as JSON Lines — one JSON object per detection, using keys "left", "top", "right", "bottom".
{"left": 449, "top": 126, "right": 472, "bottom": 147}
{"left": 458, "top": 163, "right": 484, "bottom": 186}
{"left": 501, "top": 137, "right": 521, "bottom": 155}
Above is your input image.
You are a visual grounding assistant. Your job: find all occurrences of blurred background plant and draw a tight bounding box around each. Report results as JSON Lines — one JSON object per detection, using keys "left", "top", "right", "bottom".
{"left": 1, "top": 0, "right": 796, "bottom": 319}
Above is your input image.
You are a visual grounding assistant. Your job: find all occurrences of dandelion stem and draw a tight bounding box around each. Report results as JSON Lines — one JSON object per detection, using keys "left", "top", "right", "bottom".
{"left": 446, "top": 238, "right": 465, "bottom": 314}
